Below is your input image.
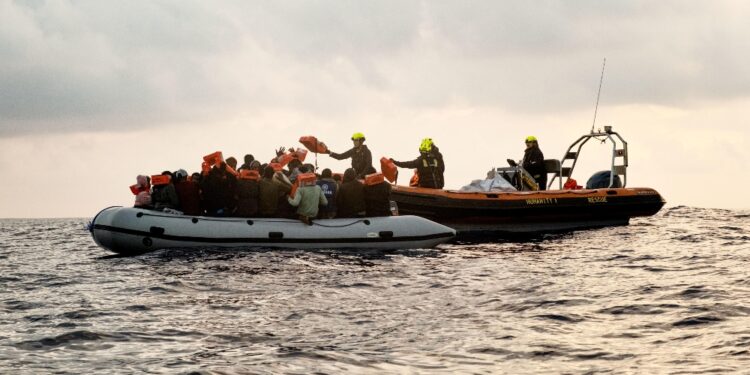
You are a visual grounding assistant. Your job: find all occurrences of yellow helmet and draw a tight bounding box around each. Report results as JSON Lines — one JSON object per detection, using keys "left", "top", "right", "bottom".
{"left": 351, "top": 132, "right": 365, "bottom": 141}
{"left": 525, "top": 136, "right": 537, "bottom": 143}
{"left": 419, "top": 138, "right": 433, "bottom": 153}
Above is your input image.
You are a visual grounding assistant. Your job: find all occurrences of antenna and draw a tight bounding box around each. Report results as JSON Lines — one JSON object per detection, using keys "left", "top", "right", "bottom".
{"left": 590, "top": 58, "right": 606, "bottom": 133}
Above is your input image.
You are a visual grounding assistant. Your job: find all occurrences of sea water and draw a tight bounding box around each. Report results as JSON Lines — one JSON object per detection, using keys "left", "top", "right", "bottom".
{"left": 1, "top": 206, "right": 748, "bottom": 374}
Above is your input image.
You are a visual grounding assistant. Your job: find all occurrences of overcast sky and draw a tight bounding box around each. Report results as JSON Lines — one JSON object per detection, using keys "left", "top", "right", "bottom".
{"left": 1, "top": 0, "right": 748, "bottom": 217}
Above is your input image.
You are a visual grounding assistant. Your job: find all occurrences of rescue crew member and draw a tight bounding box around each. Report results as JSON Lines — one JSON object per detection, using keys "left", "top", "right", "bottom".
{"left": 522, "top": 136, "right": 547, "bottom": 190}
{"left": 326, "top": 132, "right": 376, "bottom": 179}
{"left": 390, "top": 138, "right": 445, "bottom": 189}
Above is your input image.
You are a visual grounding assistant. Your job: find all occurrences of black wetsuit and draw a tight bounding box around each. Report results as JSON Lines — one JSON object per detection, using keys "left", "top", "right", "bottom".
{"left": 329, "top": 145, "right": 376, "bottom": 179}
{"left": 392, "top": 148, "right": 445, "bottom": 189}
{"left": 523, "top": 145, "right": 546, "bottom": 190}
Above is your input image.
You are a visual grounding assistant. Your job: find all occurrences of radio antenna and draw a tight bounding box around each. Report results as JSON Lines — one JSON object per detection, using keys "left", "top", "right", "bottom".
{"left": 590, "top": 57, "right": 606, "bottom": 133}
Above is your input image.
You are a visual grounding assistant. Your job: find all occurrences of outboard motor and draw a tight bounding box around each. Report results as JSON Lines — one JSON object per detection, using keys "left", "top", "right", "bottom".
{"left": 586, "top": 170, "right": 622, "bottom": 189}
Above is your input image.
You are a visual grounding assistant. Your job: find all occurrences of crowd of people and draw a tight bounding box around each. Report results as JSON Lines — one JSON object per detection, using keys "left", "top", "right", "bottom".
{"left": 130, "top": 136, "right": 397, "bottom": 223}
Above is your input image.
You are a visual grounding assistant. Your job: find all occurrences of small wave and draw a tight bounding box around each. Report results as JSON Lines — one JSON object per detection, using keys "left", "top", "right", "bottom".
{"left": 674, "top": 285, "right": 724, "bottom": 300}
{"left": 672, "top": 315, "right": 724, "bottom": 327}
{"left": 598, "top": 304, "right": 679, "bottom": 315}
{"left": 14, "top": 330, "right": 106, "bottom": 350}
{"left": 59, "top": 310, "right": 120, "bottom": 320}
{"left": 3, "top": 300, "right": 44, "bottom": 311}
{"left": 535, "top": 314, "right": 584, "bottom": 323}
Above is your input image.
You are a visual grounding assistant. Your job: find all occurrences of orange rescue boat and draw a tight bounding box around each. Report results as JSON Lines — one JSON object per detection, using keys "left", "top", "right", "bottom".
{"left": 390, "top": 127, "right": 666, "bottom": 237}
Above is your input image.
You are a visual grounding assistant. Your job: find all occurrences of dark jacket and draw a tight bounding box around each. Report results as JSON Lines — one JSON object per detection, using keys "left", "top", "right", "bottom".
{"left": 258, "top": 177, "right": 291, "bottom": 216}
{"left": 393, "top": 147, "right": 445, "bottom": 189}
{"left": 316, "top": 178, "right": 338, "bottom": 217}
{"left": 200, "top": 167, "right": 237, "bottom": 216}
{"left": 364, "top": 182, "right": 392, "bottom": 217}
{"left": 336, "top": 180, "right": 366, "bottom": 218}
{"left": 151, "top": 184, "right": 180, "bottom": 210}
{"left": 330, "top": 145, "right": 376, "bottom": 179}
{"left": 174, "top": 180, "right": 201, "bottom": 216}
{"left": 523, "top": 145, "right": 546, "bottom": 190}
{"left": 235, "top": 179, "right": 260, "bottom": 217}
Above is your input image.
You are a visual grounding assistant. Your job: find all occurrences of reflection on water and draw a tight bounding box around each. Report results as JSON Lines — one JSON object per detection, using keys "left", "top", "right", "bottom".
{"left": 1, "top": 206, "right": 749, "bottom": 373}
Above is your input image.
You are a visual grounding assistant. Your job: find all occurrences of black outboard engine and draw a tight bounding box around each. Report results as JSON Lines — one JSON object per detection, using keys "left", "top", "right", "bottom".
{"left": 586, "top": 170, "right": 622, "bottom": 189}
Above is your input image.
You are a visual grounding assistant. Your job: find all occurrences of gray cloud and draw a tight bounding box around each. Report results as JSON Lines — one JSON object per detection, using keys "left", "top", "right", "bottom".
{"left": 1, "top": 0, "right": 749, "bottom": 136}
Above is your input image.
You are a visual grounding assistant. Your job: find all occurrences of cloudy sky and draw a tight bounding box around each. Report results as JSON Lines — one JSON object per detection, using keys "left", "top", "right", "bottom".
{"left": 1, "top": 0, "right": 748, "bottom": 218}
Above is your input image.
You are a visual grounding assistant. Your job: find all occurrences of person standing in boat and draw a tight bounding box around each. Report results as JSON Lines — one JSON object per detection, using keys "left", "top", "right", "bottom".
{"left": 326, "top": 132, "right": 376, "bottom": 179}
{"left": 390, "top": 138, "right": 445, "bottom": 189}
{"left": 522, "top": 136, "right": 547, "bottom": 190}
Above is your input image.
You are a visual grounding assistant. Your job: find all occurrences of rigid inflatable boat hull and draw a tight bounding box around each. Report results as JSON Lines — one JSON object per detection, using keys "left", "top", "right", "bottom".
{"left": 391, "top": 186, "right": 665, "bottom": 236}
{"left": 90, "top": 207, "right": 455, "bottom": 255}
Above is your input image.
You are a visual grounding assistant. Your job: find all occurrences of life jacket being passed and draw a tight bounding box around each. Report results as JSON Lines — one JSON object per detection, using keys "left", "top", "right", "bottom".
{"left": 380, "top": 157, "right": 398, "bottom": 183}
{"left": 299, "top": 136, "right": 329, "bottom": 154}
{"left": 275, "top": 149, "right": 308, "bottom": 167}
{"left": 203, "top": 151, "right": 224, "bottom": 167}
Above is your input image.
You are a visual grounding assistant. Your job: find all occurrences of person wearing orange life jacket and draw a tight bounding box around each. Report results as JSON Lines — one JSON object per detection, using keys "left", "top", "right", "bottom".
{"left": 133, "top": 175, "right": 152, "bottom": 208}
{"left": 326, "top": 132, "right": 376, "bottom": 179}
{"left": 288, "top": 172, "right": 328, "bottom": 225}
{"left": 391, "top": 138, "right": 445, "bottom": 189}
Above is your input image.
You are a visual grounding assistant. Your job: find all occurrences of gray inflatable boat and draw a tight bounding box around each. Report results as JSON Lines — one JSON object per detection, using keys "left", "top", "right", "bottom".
{"left": 90, "top": 207, "right": 455, "bottom": 255}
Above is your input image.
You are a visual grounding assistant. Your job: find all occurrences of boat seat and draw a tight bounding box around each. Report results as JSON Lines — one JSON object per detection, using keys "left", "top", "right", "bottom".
{"left": 544, "top": 159, "right": 562, "bottom": 174}
{"left": 544, "top": 159, "right": 563, "bottom": 189}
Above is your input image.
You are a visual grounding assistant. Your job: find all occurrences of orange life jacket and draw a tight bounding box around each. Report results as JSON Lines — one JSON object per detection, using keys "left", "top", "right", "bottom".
{"left": 290, "top": 173, "right": 317, "bottom": 198}
{"left": 365, "top": 173, "right": 385, "bottom": 186}
{"left": 564, "top": 178, "right": 582, "bottom": 190}
{"left": 409, "top": 170, "right": 419, "bottom": 187}
{"left": 380, "top": 157, "right": 398, "bottom": 183}
{"left": 239, "top": 169, "right": 260, "bottom": 181}
{"left": 269, "top": 163, "right": 284, "bottom": 172}
{"left": 299, "top": 136, "right": 329, "bottom": 153}
{"left": 129, "top": 184, "right": 142, "bottom": 195}
{"left": 203, "top": 151, "right": 223, "bottom": 167}
{"left": 151, "top": 175, "right": 171, "bottom": 186}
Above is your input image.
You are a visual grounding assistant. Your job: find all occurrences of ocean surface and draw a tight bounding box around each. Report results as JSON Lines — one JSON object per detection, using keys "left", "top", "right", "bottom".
{"left": 1, "top": 206, "right": 749, "bottom": 374}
